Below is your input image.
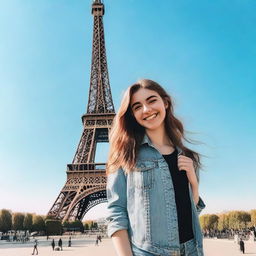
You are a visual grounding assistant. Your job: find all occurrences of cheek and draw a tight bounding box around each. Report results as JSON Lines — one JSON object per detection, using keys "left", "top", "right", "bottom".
{"left": 132, "top": 111, "right": 144, "bottom": 125}
{"left": 133, "top": 112, "right": 141, "bottom": 123}
{"left": 160, "top": 104, "right": 167, "bottom": 115}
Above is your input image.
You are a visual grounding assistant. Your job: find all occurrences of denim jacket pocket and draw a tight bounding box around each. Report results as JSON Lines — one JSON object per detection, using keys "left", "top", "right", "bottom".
{"left": 134, "top": 161, "right": 155, "bottom": 189}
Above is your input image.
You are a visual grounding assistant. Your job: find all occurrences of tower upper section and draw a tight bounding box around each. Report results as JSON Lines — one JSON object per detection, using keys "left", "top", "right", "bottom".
{"left": 87, "top": 0, "right": 115, "bottom": 114}
{"left": 92, "top": 0, "right": 104, "bottom": 16}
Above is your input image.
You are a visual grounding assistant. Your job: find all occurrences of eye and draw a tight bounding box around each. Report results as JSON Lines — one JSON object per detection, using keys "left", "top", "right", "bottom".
{"left": 134, "top": 105, "right": 141, "bottom": 111}
{"left": 149, "top": 99, "right": 156, "bottom": 103}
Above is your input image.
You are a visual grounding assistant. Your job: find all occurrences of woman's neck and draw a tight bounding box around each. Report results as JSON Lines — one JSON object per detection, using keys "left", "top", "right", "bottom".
{"left": 146, "top": 126, "right": 174, "bottom": 154}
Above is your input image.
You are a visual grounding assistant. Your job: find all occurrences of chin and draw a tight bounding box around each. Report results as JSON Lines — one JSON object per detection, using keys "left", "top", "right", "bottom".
{"left": 140, "top": 118, "right": 164, "bottom": 131}
{"left": 144, "top": 123, "right": 163, "bottom": 131}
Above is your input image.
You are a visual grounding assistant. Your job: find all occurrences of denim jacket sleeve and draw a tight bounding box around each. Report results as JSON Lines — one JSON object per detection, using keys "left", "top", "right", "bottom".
{"left": 106, "top": 168, "right": 129, "bottom": 237}
{"left": 196, "top": 196, "right": 206, "bottom": 215}
{"left": 194, "top": 167, "right": 206, "bottom": 215}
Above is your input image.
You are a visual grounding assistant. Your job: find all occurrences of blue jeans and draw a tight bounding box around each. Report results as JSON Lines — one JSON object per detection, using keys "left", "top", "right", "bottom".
{"left": 132, "top": 238, "right": 200, "bottom": 256}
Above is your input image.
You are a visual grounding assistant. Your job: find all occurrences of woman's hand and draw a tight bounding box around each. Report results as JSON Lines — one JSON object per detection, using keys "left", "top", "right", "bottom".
{"left": 177, "top": 155, "right": 199, "bottom": 204}
{"left": 177, "top": 155, "right": 197, "bottom": 186}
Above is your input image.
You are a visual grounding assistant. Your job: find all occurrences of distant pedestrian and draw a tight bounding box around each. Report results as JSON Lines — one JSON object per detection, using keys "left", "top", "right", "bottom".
{"left": 95, "top": 237, "right": 99, "bottom": 246}
{"left": 234, "top": 234, "right": 239, "bottom": 244}
{"left": 68, "top": 236, "right": 71, "bottom": 247}
{"left": 98, "top": 235, "right": 102, "bottom": 242}
{"left": 32, "top": 239, "right": 38, "bottom": 255}
{"left": 58, "top": 238, "right": 63, "bottom": 251}
{"left": 239, "top": 238, "right": 245, "bottom": 254}
{"left": 51, "top": 239, "right": 55, "bottom": 251}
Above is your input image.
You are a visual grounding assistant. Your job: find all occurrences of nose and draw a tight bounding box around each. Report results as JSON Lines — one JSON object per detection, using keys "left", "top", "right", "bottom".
{"left": 142, "top": 104, "right": 152, "bottom": 113}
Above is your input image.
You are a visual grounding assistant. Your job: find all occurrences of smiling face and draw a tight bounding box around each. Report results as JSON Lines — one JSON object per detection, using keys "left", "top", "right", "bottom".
{"left": 130, "top": 88, "right": 168, "bottom": 131}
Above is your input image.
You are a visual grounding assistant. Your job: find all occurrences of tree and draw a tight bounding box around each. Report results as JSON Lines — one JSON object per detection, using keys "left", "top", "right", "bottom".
{"left": 217, "top": 214, "right": 229, "bottom": 231}
{"left": 0, "top": 209, "right": 12, "bottom": 233}
{"left": 93, "top": 222, "right": 98, "bottom": 230}
{"left": 63, "top": 221, "right": 71, "bottom": 230}
{"left": 228, "top": 211, "right": 241, "bottom": 229}
{"left": 239, "top": 211, "right": 251, "bottom": 228}
{"left": 12, "top": 213, "right": 25, "bottom": 231}
{"left": 250, "top": 210, "right": 256, "bottom": 226}
{"left": 228, "top": 211, "right": 251, "bottom": 229}
{"left": 63, "top": 220, "right": 84, "bottom": 232}
{"left": 23, "top": 214, "right": 33, "bottom": 231}
{"left": 32, "top": 215, "right": 45, "bottom": 232}
{"left": 84, "top": 220, "right": 94, "bottom": 230}
{"left": 72, "top": 220, "right": 84, "bottom": 233}
{"left": 200, "top": 214, "right": 218, "bottom": 230}
{"left": 45, "top": 220, "right": 62, "bottom": 235}
{"left": 228, "top": 211, "right": 238, "bottom": 229}
{"left": 84, "top": 223, "right": 89, "bottom": 231}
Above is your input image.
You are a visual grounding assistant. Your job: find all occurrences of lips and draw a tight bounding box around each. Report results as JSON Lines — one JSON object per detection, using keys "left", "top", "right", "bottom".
{"left": 143, "top": 113, "right": 158, "bottom": 120}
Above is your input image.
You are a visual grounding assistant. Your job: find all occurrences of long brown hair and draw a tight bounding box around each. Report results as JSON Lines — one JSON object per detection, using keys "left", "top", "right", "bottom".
{"left": 106, "top": 79, "right": 201, "bottom": 176}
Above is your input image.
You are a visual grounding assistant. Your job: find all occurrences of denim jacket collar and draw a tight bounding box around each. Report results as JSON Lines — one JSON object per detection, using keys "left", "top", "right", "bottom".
{"left": 140, "top": 133, "right": 153, "bottom": 147}
{"left": 141, "top": 133, "right": 183, "bottom": 155}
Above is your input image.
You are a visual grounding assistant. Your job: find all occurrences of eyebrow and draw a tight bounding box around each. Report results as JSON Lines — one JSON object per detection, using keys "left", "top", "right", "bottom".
{"left": 131, "top": 95, "right": 157, "bottom": 109}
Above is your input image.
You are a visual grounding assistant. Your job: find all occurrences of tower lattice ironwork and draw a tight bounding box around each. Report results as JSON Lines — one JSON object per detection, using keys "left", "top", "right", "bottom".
{"left": 48, "top": 0, "right": 115, "bottom": 222}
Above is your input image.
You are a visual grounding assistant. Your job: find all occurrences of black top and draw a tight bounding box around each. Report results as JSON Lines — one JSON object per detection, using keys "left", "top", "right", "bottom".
{"left": 162, "top": 149, "right": 194, "bottom": 243}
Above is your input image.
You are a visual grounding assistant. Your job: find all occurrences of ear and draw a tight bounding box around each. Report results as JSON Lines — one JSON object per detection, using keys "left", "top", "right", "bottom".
{"left": 164, "top": 100, "right": 168, "bottom": 109}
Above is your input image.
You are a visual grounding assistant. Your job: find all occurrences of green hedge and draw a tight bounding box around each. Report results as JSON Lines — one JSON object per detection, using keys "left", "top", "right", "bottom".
{"left": 45, "top": 220, "right": 62, "bottom": 235}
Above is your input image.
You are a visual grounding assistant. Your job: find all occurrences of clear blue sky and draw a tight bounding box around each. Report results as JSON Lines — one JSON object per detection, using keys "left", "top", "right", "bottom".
{"left": 0, "top": 0, "right": 255, "bottom": 220}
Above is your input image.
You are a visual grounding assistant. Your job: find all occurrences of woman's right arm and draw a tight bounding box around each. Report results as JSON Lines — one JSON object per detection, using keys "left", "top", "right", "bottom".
{"left": 112, "top": 230, "right": 133, "bottom": 256}
{"left": 106, "top": 169, "right": 133, "bottom": 256}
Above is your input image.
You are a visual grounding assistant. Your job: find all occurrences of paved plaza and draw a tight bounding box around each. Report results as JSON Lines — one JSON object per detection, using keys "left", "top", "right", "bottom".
{"left": 0, "top": 236, "right": 256, "bottom": 256}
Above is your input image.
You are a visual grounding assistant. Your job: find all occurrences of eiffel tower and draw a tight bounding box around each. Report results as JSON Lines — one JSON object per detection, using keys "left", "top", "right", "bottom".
{"left": 48, "top": 0, "right": 115, "bottom": 222}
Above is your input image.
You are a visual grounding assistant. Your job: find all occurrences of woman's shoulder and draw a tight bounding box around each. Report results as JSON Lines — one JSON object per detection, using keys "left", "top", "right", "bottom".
{"left": 138, "top": 144, "right": 158, "bottom": 158}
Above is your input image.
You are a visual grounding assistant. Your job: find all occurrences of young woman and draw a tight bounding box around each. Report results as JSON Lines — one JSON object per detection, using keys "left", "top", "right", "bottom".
{"left": 106, "top": 79, "right": 205, "bottom": 256}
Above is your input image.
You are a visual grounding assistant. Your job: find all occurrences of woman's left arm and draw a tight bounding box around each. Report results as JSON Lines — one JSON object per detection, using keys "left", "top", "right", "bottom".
{"left": 178, "top": 155, "right": 205, "bottom": 214}
{"left": 190, "top": 183, "right": 206, "bottom": 214}
{"left": 190, "top": 183, "right": 199, "bottom": 205}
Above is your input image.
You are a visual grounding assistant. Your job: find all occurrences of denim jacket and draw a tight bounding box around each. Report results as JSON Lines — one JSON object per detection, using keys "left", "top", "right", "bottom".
{"left": 106, "top": 134, "right": 205, "bottom": 256}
